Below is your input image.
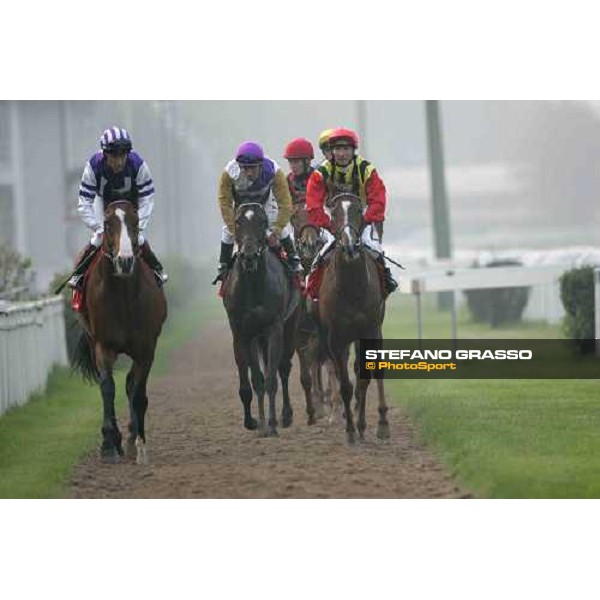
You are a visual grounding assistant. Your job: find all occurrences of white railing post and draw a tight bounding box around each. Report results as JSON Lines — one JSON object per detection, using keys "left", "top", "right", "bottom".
{"left": 594, "top": 267, "right": 600, "bottom": 357}
{"left": 0, "top": 296, "right": 68, "bottom": 416}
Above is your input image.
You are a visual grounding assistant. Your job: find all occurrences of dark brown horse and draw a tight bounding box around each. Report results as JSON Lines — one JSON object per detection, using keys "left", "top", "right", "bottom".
{"left": 316, "top": 193, "right": 389, "bottom": 444}
{"left": 223, "top": 202, "right": 300, "bottom": 436}
{"left": 291, "top": 204, "right": 337, "bottom": 424}
{"left": 72, "top": 200, "right": 167, "bottom": 463}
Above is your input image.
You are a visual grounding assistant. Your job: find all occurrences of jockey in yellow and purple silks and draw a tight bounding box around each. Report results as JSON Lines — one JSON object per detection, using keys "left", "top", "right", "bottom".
{"left": 68, "top": 126, "right": 168, "bottom": 289}
{"left": 214, "top": 141, "right": 302, "bottom": 282}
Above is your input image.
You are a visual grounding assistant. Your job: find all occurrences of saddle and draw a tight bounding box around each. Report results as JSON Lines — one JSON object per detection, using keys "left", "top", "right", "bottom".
{"left": 305, "top": 244, "right": 385, "bottom": 301}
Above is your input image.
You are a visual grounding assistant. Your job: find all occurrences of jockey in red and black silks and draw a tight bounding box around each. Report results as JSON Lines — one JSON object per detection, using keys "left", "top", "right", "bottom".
{"left": 305, "top": 127, "right": 398, "bottom": 296}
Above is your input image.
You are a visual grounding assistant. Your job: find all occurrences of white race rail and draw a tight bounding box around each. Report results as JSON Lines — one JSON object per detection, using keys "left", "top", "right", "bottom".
{"left": 0, "top": 296, "right": 68, "bottom": 416}
{"left": 399, "top": 264, "right": 588, "bottom": 340}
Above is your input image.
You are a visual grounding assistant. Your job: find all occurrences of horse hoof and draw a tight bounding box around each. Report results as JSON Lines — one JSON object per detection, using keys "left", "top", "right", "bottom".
{"left": 377, "top": 424, "right": 391, "bottom": 440}
{"left": 307, "top": 415, "right": 316, "bottom": 426}
{"left": 244, "top": 418, "right": 258, "bottom": 431}
{"left": 125, "top": 440, "right": 137, "bottom": 459}
{"left": 281, "top": 413, "right": 293, "bottom": 428}
{"left": 314, "top": 404, "right": 327, "bottom": 420}
{"left": 101, "top": 449, "right": 120, "bottom": 464}
{"left": 346, "top": 431, "right": 356, "bottom": 445}
{"left": 268, "top": 428, "right": 279, "bottom": 438}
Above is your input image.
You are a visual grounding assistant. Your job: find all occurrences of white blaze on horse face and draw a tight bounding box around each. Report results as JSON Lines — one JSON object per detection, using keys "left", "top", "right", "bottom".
{"left": 244, "top": 209, "right": 255, "bottom": 221}
{"left": 342, "top": 200, "right": 354, "bottom": 245}
{"left": 115, "top": 208, "right": 134, "bottom": 259}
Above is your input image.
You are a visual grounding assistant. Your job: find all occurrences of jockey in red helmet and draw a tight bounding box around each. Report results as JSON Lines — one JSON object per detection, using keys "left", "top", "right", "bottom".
{"left": 284, "top": 137, "right": 315, "bottom": 206}
{"left": 68, "top": 126, "right": 167, "bottom": 289}
{"left": 305, "top": 127, "right": 398, "bottom": 295}
{"left": 214, "top": 141, "right": 302, "bottom": 282}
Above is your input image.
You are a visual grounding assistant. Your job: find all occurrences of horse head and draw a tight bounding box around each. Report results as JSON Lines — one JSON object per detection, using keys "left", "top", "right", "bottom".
{"left": 103, "top": 200, "right": 140, "bottom": 277}
{"left": 330, "top": 193, "right": 364, "bottom": 260}
{"left": 234, "top": 202, "right": 268, "bottom": 273}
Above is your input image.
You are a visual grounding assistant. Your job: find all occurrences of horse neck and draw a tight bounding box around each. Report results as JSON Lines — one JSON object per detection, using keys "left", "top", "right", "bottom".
{"left": 331, "top": 246, "right": 372, "bottom": 298}
{"left": 234, "top": 252, "right": 268, "bottom": 305}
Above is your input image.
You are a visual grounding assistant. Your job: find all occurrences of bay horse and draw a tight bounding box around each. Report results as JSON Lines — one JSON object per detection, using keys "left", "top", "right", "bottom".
{"left": 316, "top": 193, "right": 389, "bottom": 444}
{"left": 291, "top": 204, "right": 337, "bottom": 424}
{"left": 71, "top": 200, "right": 167, "bottom": 464}
{"left": 223, "top": 202, "right": 300, "bottom": 436}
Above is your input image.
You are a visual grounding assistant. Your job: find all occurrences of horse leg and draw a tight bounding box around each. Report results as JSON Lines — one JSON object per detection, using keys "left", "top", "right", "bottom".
{"left": 279, "top": 351, "right": 294, "bottom": 428}
{"left": 127, "top": 359, "right": 152, "bottom": 465}
{"left": 250, "top": 339, "right": 267, "bottom": 436}
{"left": 332, "top": 341, "right": 355, "bottom": 444}
{"left": 326, "top": 360, "right": 342, "bottom": 425}
{"left": 311, "top": 360, "right": 327, "bottom": 420}
{"left": 125, "top": 366, "right": 137, "bottom": 458}
{"left": 371, "top": 330, "right": 390, "bottom": 440}
{"left": 233, "top": 336, "right": 257, "bottom": 431}
{"left": 375, "top": 376, "right": 390, "bottom": 440}
{"left": 280, "top": 313, "right": 296, "bottom": 428}
{"left": 95, "top": 344, "right": 121, "bottom": 463}
{"left": 298, "top": 346, "right": 315, "bottom": 425}
{"left": 353, "top": 343, "right": 361, "bottom": 414}
{"left": 266, "top": 325, "right": 284, "bottom": 437}
{"left": 355, "top": 367, "right": 370, "bottom": 441}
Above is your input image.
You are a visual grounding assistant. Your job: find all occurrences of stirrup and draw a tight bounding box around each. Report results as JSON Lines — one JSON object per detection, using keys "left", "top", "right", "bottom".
{"left": 154, "top": 270, "right": 168, "bottom": 287}
{"left": 67, "top": 274, "right": 84, "bottom": 290}
{"left": 385, "top": 273, "right": 398, "bottom": 294}
{"left": 212, "top": 265, "right": 228, "bottom": 285}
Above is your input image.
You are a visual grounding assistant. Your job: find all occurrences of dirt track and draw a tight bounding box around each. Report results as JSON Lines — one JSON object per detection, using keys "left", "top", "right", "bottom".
{"left": 68, "top": 319, "right": 470, "bottom": 499}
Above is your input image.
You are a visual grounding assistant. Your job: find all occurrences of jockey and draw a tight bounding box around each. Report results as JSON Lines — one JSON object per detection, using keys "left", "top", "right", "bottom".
{"left": 284, "top": 137, "right": 315, "bottom": 206}
{"left": 68, "top": 126, "right": 168, "bottom": 289}
{"left": 214, "top": 141, "right": 302, "bottom": 282}
{"left": 306, "top": 127, "right": 398, "bottom": 294}
{"left": 318, "top": 128, "right": 334, "bottom": 162}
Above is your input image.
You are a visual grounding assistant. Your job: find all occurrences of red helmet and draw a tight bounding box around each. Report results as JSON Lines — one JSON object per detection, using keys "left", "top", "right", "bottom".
{"left": 284, "top": 137, "right": 314, "bottom": 160}
{"left": 329, "top": 127, "right": 359, "bottom": 149}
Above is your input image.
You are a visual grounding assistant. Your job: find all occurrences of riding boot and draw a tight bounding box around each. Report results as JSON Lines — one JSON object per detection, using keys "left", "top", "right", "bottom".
{"left": 67, "top": 243, "right": 99, "bottom": 290}
{"left": 377, "top": 255, "right": 398, "bottom": 296}
{"left": 140, "top": 240, "right": 169, "bottom": 286}
{"left": 280, "top": 236, "right": 303, "bottom": 273}
{"left": 213, "top": 242, "right": 234, "bottom": 284}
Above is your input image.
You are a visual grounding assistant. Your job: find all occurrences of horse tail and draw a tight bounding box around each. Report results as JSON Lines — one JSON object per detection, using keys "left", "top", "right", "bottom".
{"left": 71, "top": 329, "right": 99, "bottom": 383}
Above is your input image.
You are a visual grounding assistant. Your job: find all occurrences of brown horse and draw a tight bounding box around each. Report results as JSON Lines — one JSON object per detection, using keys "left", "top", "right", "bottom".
{"left": 316, "top": 193, "right": 389, "bottom": 444}
{"left": 71, "top": 200, "right": 167, "bottom": 463}
{"left": 223, "top": 202, "right": 300, "bottom": 436}
{"left": 291, "top": 204, "right": 338, "bottom": 424}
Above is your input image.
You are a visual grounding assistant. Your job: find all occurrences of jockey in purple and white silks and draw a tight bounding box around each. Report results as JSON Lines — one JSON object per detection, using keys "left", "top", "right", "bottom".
{"left": 214, "top": 140, "right": 302, "bottom": 282}
{"left": 68, "top": 126, "right": 168, "bottom": 289}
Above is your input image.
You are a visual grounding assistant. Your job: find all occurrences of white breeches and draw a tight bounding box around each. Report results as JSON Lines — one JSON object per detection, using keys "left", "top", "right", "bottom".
{"left": 221, "top": 198, "right": 292, "bottom": 244}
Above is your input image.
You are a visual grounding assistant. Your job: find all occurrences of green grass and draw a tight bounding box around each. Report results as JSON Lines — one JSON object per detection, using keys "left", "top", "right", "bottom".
{"left": 383, "top": 293, "right": 600, "bottom": 498}
{"left": 0, "top": 289, "right": 220, "bottom": 499}
{"left": 384, "top": 292, "right": 562, "bottom": 339}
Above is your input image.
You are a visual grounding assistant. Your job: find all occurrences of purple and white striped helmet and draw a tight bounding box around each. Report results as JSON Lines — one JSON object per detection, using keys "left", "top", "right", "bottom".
{"left": 100, "top": 126, "right": 132, "bottom": 152}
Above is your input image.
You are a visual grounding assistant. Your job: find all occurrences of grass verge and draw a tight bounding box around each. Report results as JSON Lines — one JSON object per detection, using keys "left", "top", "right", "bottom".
{"left": 0, "top": 287, "right": 221, "bottom": 499}
{"left": 383, "top": 292, "right": 600, "bottom": 498}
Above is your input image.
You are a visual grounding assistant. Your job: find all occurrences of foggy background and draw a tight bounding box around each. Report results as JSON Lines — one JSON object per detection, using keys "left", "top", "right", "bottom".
{"left": 1, "top": 100, "right": 599, "bottom": 289}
